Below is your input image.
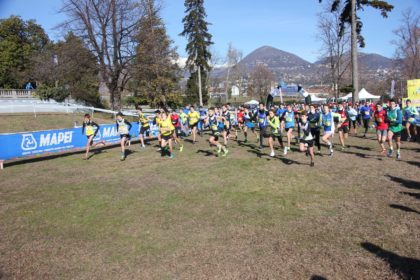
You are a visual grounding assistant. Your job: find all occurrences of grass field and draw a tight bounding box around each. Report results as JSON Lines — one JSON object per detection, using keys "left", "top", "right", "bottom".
{"left": 1, "top": 115, "right": 419, "bottom": 279}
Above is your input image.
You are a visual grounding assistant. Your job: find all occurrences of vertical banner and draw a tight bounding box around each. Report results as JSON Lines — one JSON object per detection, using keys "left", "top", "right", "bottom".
{"left": 404, "top": 79, "right": 420, "bottom": 108}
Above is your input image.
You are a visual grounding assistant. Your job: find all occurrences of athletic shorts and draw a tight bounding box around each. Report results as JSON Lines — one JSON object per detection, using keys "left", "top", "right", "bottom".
{"left": 174, "top": 127, "right": 182, "bottom": 137}
{"left": 189, "top": 122, "right": 198, "bottom": 129}
{"left": 389, "top": 130, "right": 402, "bottom": 138}
{"left": 324, "top": 130, "right": 333, "bottom": 136}
{"left": 285, "top": 127, "right": 293, "bottom": 132}
{"left": 245, "top": 122, "right": 255, "bottom": 128}
{"left": 140, "top": 126, "right": 150, "bottom": 136}
{"left": 376, "top": 129, "right": 387, "bottom": 138}
{"left": 363, "top": 119, "right": 370, "bottom": 128}
{"left": 301, "top": 139, "right": 314, "bottom": 147}
{"left": 338, "top": 125, "right": 349, "bottom": 134}
{"left": 211, "top": 131, "right": 220, "bottom": 141}
{"left": 349, "top": 120, "right": 357, "bottom": 129}
{"left": 120, "top": 134, "right": 131, "bottom": 139}
{"left": 161, "top": 134, "right": 172, "bottom": 141}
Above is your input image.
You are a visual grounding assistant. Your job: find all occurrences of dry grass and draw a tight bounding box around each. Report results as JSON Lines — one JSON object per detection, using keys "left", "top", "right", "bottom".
{"left": 0, "top": 124, "right": 419, "bottom": 279}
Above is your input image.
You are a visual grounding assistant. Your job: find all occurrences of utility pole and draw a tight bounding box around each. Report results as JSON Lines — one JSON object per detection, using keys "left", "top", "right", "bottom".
{"left": 351, "top": 0, "right": 359, "bottom": 102}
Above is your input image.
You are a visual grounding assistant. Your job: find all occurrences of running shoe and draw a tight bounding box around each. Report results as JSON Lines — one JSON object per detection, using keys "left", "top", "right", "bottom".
{"left": 407, "top": 136, "right": 411, "bottom": 142}
{"left": 170, "top": 153, "right": 174, "bottom": 159}
{"left": 120, "top": 153, "right": 125, "bottom": 161}
{"left": 217, "top": 146, "right": 222, "bottom": 154}
{"left": 222, "top": 149, "right": 229, "bottom": 157}
{"left": 283, "top": 147, "right": 288, "bottom": 155}
{"left": 387, "top": 149, "right": 393, "bottom": 157}
{"left": 270, "top": 151, "right": 275, "bottom": 157}
{"left": 310, "top": 162, "right": 315, "bottom": 167}
{"left": 180, "top": 145, "right": 184, "bottom": 152}
{"left": 396, "top": 153, "right": 401, "bottom": 161}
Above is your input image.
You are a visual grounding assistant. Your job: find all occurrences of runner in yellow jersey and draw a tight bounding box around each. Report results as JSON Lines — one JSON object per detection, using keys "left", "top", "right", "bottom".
{"left": 159, "top": 111, "right": 175, "bottom": 158}
{"left": 81, "top": 114, "right": 105, "bottom": 160}
{"left": 137, "top": 107, "right": 151, "bottom": 149}
{"left": 188, "top": 106, "right": 200, "bottom": 144}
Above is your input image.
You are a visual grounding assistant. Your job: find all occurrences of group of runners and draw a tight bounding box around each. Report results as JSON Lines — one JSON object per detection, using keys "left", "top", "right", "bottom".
{"left": 81, "top": 98, "right": 419, "bottom": 166}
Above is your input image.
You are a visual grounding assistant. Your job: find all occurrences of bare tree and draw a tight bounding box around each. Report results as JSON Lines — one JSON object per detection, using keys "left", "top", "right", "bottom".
{"left": 224, "top": 43, "right": 243, "bottom": 98}
{"left": 317, "top": 1, "right": 350, "bottom": 99}
{"left": 393, "top": 8, "right": 420, "bottom": 80}
{"left": 59, "top": 0, "right": 144, "bottom": 110}
{"left": 250, "top": 63, "right": 274, "bottom": 101}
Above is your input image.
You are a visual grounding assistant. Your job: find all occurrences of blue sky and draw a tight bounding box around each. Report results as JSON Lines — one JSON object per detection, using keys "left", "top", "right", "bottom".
{"left": 1, "top": 0, "right": 419, "bottom": 63}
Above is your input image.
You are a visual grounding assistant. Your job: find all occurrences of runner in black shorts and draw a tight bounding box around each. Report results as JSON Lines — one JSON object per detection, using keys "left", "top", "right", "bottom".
{"left": 206, "top": 107, "right": 228, "bottom": 156}
{"left": 299, "top": 112, "right": 315, "bottom": 167}
{"left": 116, "top": 112, "right": 132, "bottom": 161}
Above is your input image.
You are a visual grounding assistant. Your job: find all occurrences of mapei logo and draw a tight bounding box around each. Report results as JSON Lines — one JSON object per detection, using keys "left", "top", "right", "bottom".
{"left": 21, "top": 134, "right": 38, "bottom": 151}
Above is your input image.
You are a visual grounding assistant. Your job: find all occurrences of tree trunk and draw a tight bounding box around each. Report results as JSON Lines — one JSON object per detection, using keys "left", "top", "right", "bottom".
{"left": 351, "top": 0, "right": 359, "bottom": 102}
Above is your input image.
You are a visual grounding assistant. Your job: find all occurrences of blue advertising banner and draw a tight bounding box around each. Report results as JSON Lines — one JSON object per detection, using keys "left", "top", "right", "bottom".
{"left": 0, "top": 121, "right": 160, "bottom": 161}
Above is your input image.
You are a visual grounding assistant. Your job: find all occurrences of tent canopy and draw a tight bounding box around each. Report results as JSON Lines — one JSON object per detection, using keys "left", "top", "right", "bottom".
{"left": 358, "top": 88, "right": 380, "bottom": 99}
{"left": 340, "top": 88, "right": 380, "bottom": 101}
{"left": 244, "top": 100, "right": 259, "bottom": 105}
{"left": 309, "top": 94, "right": 327, "bottom": 102}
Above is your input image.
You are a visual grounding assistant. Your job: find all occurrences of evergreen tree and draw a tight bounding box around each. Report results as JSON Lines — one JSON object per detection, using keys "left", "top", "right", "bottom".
{"left": 131, "top": 0, "right": 182, "bottom": 108}
{"left": 180, "top": 0, "right": 213, "bottom": 105}
{"left": 0, "top": 16, "right": 49, "bottom": 88}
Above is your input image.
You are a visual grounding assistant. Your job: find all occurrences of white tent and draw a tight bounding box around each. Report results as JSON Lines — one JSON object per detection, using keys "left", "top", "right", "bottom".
{"left": 309, "top": 94, "right": 327, "bottom": 103}
{"left": 358, "top": 88, "right": 380, "bottom": 100}
{"left": 244, "top": 100, "right": 259, "bottom": 105}
{"left": 339, "top": 89, "right": 380, "bottom": 101}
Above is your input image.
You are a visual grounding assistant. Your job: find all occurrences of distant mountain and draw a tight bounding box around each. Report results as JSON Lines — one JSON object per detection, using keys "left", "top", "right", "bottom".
{"left": 238, "top": 46, "right": 312, "bottom": 69}
{"left": 210, "top": 45, "right": 395, "bottom": 85}
{"left": 314, "top": 52, "right": 394, "bottom": 69}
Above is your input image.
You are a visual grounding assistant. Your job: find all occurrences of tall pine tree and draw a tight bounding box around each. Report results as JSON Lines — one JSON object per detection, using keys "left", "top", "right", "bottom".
{"left": 180, "top": 0, "right": 213, "bottom": 105}
{"left": 132, "top": 0, "right": 182, "bottom": 108}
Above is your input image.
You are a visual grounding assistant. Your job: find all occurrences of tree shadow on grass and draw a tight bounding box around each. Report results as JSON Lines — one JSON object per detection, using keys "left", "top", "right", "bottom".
{"left": 196, "top": 149, "right": 215, "bottom": 157}
{"left": 310, "top": 276, "right": 328, "bottom": 280}
{"left": 400, "top": 192, "right": 420, "bottom": 200}
{"left": 386, "top": 175, "right": 420, "bottom": 191}
{"left": 389, "top": 204, "right": 420, "bottom": 215}
{"left": 342, "top": 150, "right": 373, "bottom": 159}
{"left": 348, "top": 145, "right": 372, "bottom": 151}
{"left": 361, "top": 242, "right": 420, "bottom": 280}
{"left": 404, "top": 160, "right": 420, "bottom": 168}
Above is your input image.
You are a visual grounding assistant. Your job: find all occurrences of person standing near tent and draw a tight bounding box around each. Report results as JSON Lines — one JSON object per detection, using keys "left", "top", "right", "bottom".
{"left": 81, "top": 114, "right": 105, "bottom": 160}
{"left": 280, "top": 104, "right": 295, "bottom": 155}
{"left": 373, "top": 103, "right": 389, "bottom": 154}
{"left": 116, "top": 112, "right": 132, "bottom": 161}
{"left": 403, "top": 99, "right": 418, "bottom": 142}
{"left": 360, "top": 101, "right": 372, "bottom": 138}
{"left": 386, "top": 99, "right": 403, "bottom": 160}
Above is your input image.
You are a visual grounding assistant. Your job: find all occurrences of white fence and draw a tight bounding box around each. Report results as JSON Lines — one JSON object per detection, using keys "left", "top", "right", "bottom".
{"left": 0, "top": 89, "right": 35, "bottom": 99}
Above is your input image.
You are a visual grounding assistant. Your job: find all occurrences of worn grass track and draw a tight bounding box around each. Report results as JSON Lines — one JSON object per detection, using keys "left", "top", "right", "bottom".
{"left": 0, "top": 120, "right": 419, "bottom": 279}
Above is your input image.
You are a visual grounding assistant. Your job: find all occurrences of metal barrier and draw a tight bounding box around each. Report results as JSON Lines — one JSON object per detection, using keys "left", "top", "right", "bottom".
{"left": 0, "top": 89, "right": 35, "bottom": 98}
